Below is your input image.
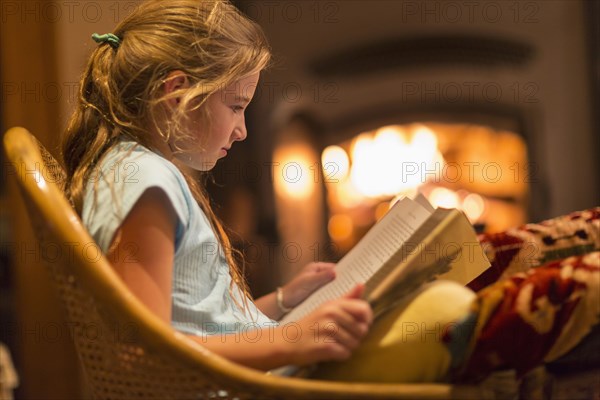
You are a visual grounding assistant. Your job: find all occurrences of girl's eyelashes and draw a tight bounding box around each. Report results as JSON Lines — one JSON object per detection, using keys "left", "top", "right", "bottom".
{"left": 231, "top": 105, "right": 245, "bottom": 113}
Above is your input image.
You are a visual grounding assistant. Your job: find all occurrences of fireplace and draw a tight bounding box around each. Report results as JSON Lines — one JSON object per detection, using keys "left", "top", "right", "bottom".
{"left": 210, "top": 0, "right": 599, "bottom": 289}
{"left": 319, "top": 121, "right": 529, "bottom": 253}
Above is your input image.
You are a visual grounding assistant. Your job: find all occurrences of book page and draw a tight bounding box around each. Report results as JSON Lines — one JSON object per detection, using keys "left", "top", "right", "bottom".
{"left": 364, "top": 208, "right": 455, "bottom": 300}
{"left": 412, "top": 192, "right": 435, "bottom": 213}
{"left": 280, "top": 197, "right": 431, "bottom": 323}
{"left": 366, "top": 208, "right": 490, "bottom": 313}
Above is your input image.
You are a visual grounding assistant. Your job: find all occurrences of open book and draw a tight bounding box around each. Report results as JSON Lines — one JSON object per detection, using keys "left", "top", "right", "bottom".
{"left": 280, "top": 195, "right": 490, "bottom": 323}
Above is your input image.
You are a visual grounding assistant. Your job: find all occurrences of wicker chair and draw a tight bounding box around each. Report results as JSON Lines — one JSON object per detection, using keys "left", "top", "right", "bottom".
{"left": 3, "top": 126, "right": 489, "bottom": 399}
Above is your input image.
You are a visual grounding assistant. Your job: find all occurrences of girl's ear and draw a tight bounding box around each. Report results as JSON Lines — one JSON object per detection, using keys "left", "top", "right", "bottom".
{"left": 163, "top": 70, "right": 189, "bottom": 108}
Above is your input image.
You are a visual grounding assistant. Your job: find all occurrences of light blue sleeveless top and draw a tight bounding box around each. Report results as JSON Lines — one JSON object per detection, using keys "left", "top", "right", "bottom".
{"left": 82, "top": 140, "right": 275, "bottom": 335}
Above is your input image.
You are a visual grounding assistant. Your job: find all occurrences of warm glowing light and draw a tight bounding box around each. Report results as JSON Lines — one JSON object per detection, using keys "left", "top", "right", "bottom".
{"left": 374, "top": 201, "right": 391, "bottom": 221}
{"left": 336, "top": 180, "right": 364, "bottom": 208}
{"left": 348, "top": 125, "right": 443, "bottom": 198}
{"left": 411, "top": 126, "right": 438, "bottom": 158}
{"left": 328, "top": 214, "right": 353, "bottom": 241}
{"left": 324, "top": 122, "right": 529, "bottom": 241}
{"left": 428, "top": 187, "right": 459, "bottom": 209}
{"left": 349, "top": 134, "right": 379, "bottom": 197}
{"left": 273, "top": 144, "right": 316, "bottom": 200}
{"left": 463, "top": 193, "right": 485, "bottom": 222}
{"left": 349, "top": 127, "right": 406, "bottom": 197}
{"left": 322, "top": 145, "right": 350, "bottom": 181}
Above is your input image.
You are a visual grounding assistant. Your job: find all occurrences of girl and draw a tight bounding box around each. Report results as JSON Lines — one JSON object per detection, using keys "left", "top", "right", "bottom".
{"left": 61, "top": 0, "right": 372, "bottom": 371}
{"left": 60, "top": 0, "right": 600, "bottom": 384}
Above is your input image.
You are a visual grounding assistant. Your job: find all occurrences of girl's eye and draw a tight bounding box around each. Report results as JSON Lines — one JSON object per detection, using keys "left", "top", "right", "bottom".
{"left": 231, "top": 105, "right": 244, "bottom": 113}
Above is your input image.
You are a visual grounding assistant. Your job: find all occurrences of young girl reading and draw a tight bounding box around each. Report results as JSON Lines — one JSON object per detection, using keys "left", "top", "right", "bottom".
{"left": 61, "top": 0, "right": 372, "bottom": 371}
{"left": 61, "top": 0, "right": 600, "bottom": 383}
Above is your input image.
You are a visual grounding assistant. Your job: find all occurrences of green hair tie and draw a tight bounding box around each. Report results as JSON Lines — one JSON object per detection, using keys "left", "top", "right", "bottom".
{"left": 91, "top": 33, "right": 121, "bottom": 49}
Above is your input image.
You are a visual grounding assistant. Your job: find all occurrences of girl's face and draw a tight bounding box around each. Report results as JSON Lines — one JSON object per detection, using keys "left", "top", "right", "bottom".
{"left": 173, "top": 72, "right": 260, "bottom": 171}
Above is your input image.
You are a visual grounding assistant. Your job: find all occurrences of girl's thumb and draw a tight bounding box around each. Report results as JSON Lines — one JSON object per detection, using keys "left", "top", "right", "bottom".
{"left": 343, "top": 283, "right": 365, "bottom": 300}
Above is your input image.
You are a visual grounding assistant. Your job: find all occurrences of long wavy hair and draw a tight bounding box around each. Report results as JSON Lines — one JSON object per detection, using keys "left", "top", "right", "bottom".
{"left": 61, "top": 0, "right": 271, "bottom": 308}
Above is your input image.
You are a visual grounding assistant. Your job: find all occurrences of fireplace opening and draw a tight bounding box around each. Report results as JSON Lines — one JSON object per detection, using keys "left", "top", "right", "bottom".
{"left": 318, "top": 122, "right": 529, "bottom": 254}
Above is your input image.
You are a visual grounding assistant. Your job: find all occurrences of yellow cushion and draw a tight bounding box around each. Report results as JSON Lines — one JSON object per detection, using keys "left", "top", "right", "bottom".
{"left": 311, "top": 280, "right": 475, "bottom": 383}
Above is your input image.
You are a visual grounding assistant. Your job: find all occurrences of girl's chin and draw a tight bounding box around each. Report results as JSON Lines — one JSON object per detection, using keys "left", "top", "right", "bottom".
{"left": 173, "top": 154, "right": 216, "bottom": 171}
{"left": 196, "top": 159, "right": 217, "bottom": 171}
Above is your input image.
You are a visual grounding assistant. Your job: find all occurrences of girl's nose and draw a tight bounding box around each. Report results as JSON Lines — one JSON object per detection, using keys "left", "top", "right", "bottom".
{"left": 234, "top": 124, "right": 247, "bottom": 142}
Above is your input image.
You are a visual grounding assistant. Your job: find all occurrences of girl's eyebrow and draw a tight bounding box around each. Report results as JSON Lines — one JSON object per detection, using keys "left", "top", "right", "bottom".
{"left": 234, "top": 95, "right": 252, "bottom": 103}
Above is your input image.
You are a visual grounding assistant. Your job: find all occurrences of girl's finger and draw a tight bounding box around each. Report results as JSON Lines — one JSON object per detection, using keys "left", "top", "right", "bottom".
{"left": 312, "top": 267, "right": 336, "bottom": 283}
{"left": 322, "top": 303, "right": 371, "bottom": 340}
{"left": 318, "top": 320, "right": 361, "bottom": 351}
{"left": 343, "top": 283, "right": 365, "bottom": 300}
{"left": 315, "top": 262, "right": 336, "bottom": 271}
{"left": 338, "top": 299, "right": 373, "bottom": 325}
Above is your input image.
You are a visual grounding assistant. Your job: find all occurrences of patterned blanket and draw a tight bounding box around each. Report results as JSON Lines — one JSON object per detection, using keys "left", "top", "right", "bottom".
{"left": 454, "top": 208, "right": 600, "bottom": 380}
{"left": 469, "top": 208, "right": 599, "bottom": 292}
{"left": 457, "top": 252, "right": 599, "bottom": 380}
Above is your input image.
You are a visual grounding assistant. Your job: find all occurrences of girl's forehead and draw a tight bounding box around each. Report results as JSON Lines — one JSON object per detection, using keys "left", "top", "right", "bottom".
{"left": 219, "top": 73, "right": 260, "bottom": 98}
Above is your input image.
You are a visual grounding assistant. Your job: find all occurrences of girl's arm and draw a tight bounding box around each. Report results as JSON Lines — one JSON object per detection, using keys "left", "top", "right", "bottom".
{"left": 106, "top": 187, "right": 177, "bottom": 323}
{"left": 106, "top": 190, "right": 372, "bottom": 370}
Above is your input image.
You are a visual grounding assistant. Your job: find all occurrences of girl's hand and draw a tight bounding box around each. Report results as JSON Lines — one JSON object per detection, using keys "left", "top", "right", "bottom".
{"left": 197, "top": 285, "right": 372, "bottom": 371}
{"left": 281, "top": 262, "right": 336, "bottom": 309}
{"left": 254, "top": 262, "right": 335, "bottom": 320}
{"left": 284, "top": 284, "right": 373, "bottom": 366}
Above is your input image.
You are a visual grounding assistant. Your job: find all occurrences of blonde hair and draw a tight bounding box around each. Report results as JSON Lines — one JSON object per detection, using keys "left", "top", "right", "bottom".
{"left": 62, "top": 0, "right": 271, "bottom": 306}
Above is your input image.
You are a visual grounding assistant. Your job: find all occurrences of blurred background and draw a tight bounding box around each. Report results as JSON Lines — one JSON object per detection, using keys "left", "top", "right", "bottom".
{"left": 1, "top": 0, "right": 598, "bottom": 398}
